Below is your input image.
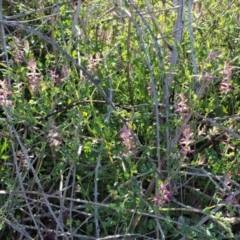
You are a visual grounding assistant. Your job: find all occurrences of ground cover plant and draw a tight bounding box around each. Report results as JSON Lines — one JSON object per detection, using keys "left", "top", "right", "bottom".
{"left": 0, "top": 0, "right": 240, "bottom": 239}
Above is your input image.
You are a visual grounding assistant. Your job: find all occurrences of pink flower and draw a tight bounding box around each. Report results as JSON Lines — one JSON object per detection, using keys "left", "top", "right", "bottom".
{"left": 0, "top": 80, "right": 13, "bottom": 106}
{"left": 119, "top": 124, "right": 136, "bottom": 157}
{"left": 153, "top": 182, "right": 172, "bottom": 206}
{"left": 220, "top": 61, "right": 234, "bottom": 94}
{"left": 48, "top": 64, "right": 68, "bottom": 86}
{"left": 175, "top": 93, "right": 190, "bottom": 118}
{"left": 179, "top": 125, "right": 195, "bottom": 157}
{"left": 12, "top": 36, "right": 24, "bottom": 63}
{"left": 48, "top": 69, "right": 60, "bottom": 84}
{"left": 87, "top": 52, "right": 102, "bottom": 73}
{"left": 47, "top": 122, "right": 62, "bottom": 151}
{"left": 203, "top": 72, "right": 215, "bottom": 82}
{"left": 26, "top": 58, "right": 41, "bottom": 93}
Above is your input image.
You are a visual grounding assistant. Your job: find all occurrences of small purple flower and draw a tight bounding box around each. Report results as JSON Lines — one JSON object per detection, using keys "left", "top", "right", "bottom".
{"left": 208, "top": 50, "right": 221, "bottom": 61}
{"left": 153, "top": 182, "right": 172, "bottom": 206}
{"left": 119, "top": 124, "right": 136, "bottom": 157}
{"left": 225, "top": 194, "right": 237, "bottom": 205}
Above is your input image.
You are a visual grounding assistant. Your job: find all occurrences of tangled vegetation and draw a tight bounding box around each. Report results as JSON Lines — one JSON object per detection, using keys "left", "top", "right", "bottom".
{"left": 0, "top": 0, "right": 240, "bottom": 239}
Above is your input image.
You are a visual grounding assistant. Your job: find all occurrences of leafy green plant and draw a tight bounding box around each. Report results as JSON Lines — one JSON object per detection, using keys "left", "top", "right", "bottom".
{"left": 0, "top": 0, "right": 239, "bottom": 239}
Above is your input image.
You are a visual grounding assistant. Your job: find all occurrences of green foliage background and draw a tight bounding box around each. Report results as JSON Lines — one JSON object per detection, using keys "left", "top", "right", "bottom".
{"left": 0, "top": 0, "right": 239, "bottom": 239}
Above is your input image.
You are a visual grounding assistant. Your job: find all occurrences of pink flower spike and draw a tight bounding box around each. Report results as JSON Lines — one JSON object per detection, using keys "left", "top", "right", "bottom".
{"left": 119, "top": 124, "right": 136, "bottom": 157}
{"left": 153, "top": 182, "right": 172, "bottom": 206}
{"left": 179, "top": 125, "right": 195, "bottom": 158}
{"left": 26, "top": 58, "right": 42, "bottom": 93}
{"left": 0, "top": 80, "right": 13, "bottom": 106}
{"left": 175, "top": 93, "right": 190, "bottom": 118}
{"left": 219, "top": 61, "right": 234, "bottom": 94}
{"left": 47, "top": 122, "right": 62, "bottom": 151}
